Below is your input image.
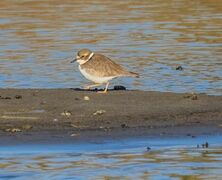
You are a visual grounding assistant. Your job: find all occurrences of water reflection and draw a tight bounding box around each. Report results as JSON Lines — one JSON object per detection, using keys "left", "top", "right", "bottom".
{"left": 0, "top": 136, "right": 222, "bottom": 179}
{"left": 0, "top": 0, "right": 221, "bottom": 94}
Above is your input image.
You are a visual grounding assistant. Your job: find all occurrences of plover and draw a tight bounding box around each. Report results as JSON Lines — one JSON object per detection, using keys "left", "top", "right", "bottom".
{"left": 71, "top": 49, "right": 139, "bottom": 93}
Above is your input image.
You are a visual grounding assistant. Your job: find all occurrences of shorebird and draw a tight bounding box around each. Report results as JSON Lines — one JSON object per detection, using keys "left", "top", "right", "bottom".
{"left": 71, "top": 49, "right": 139, "bottom": 93}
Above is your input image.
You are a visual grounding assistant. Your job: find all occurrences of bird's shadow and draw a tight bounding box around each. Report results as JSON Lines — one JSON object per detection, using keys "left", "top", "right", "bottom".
{"left": 70, "top": 85, "right": 126, "bottom": 92}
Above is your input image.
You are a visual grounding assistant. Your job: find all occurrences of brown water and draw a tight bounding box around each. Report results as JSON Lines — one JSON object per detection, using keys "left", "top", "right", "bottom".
{"left": 0, "top": 0, "right": 222, "bottom": 94}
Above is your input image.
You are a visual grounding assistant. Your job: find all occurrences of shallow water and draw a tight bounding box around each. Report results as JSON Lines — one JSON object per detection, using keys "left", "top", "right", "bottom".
{"left": 0, "top": 135, "right": 222, "bottom": 180}
{"left": 0, "top": 0, "right": 222, "bottom": 94}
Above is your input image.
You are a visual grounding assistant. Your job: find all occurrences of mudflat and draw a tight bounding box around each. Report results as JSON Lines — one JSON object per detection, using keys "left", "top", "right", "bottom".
{"left": 0, "top": 88, "right": 221, "bottom": 144}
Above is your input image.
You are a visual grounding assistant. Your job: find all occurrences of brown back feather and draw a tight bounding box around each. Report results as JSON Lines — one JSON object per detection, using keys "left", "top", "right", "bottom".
{"left": 81, "top": 54, "right": 137, "bottom": 77}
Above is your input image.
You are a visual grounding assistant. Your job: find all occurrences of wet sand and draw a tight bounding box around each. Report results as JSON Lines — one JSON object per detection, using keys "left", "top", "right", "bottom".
{"left": 0, "top": 88, "right": 222, "bottom": 144}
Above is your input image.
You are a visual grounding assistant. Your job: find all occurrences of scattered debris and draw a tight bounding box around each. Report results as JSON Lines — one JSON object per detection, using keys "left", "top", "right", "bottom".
{"left": 0, "top": 96, "right": 11, "bottom": 100}
{"left": 191, "top": 94, "right": 198, "bottom": 100}
{"left": 176, "top": 65, "right": 183, "bottom": 71}
{"left": 202, "top": 142, "right": 209, "bottom": 148}
{"left": 70, "top": 133, "right": 80, "bottom": 137}
{"left": 121, "top": 123, "right": 128, "bottom": 128}
{"left": 197, "top": 142, "right": 209, "bottom": 148}
{"left": 84, "top": 96, "right": 90, "bottom": 101}
{"left": 5, "top": 128, "right": 22, "bottom": 133}
{"left": 53, "top": 118, "right": 58, "bottom": 122}
{"left": 1, "top": 115, "right": 38, "bottom": 120}
{"left": 114, "top": 85, "right": 126, "bottom": 90}
{"left": 186, "top": 134, "right": 195, "bottom": 138}
{"left": 14, "top": 95, "right": 22, "bottom": 99}
{"left": 40, "top": 101, "right": 47, "bottom": 105}
{"left": 61, "top": 110, "right": 72, "bottom": 117}
{"left": 93, "top": 110, "right": 106, "bottom": 116}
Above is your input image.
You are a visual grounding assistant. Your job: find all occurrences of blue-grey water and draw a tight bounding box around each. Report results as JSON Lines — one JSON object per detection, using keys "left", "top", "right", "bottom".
{"left": 1, "top": 1, "right": 222, "bottom": 179}
{"left": 0, "top": 0, "right": 222, "bottom": 94}
{"left": 0, "top": 135, "right": 222, "bottom": 180}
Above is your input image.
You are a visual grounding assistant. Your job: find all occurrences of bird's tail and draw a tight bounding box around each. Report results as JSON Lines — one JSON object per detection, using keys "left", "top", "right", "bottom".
{"left": 128, "top": 71, "right": 140, "bottom": 78}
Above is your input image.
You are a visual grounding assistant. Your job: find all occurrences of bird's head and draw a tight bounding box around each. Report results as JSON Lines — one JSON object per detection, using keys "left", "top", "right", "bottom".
{"left": 71, "top": 49, "right": 94, "bottom": 65}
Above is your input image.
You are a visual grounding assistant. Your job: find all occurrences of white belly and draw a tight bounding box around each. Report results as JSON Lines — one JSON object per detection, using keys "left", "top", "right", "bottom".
{"left": 79, "top": 66, "right": 115, "bottom": 84}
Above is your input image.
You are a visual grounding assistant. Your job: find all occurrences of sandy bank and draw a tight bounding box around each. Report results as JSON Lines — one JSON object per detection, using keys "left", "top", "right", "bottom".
{"left": 0, "top": 89, "right": 221, "bottom": 144}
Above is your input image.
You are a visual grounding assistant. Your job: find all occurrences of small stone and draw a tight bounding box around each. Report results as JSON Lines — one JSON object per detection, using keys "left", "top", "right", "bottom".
{"left": 70, "top": 133, "right": 79, "bottom": 137}
{"left": 61, "top": 111, "right": 72, "bottom": 117}
{"left": 176, "top": 66, "right": 183, "bottom": 70}
{"left": 53, "top": 118, "right": 58, "bottom": 122}
{"left": 202, "top": 142, "right": 209, "bottom": 148}
{"left": 40, "top": 101, "right": 46, "bottom": 105}
{"left": 93, "top": 110, "right": 106, "bottom": 116}
{"left": 121, "top": 123, "right": 127, "bottom": 128}
{"left": 15, "top": 95, "right": 22, "bottom": 99}
{"left": 84, "top": 96, "right": 90, "bottom": 101}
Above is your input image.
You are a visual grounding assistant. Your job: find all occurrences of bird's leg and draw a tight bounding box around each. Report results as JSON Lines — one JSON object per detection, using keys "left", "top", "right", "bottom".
{"left": 83, "top": 83, "right": 101, "bottom": 90}
{"left": 97, "top": 82, "right": 109, "bottom": 94}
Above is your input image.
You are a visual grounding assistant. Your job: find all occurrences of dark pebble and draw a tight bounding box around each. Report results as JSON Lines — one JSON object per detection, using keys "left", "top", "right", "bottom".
{"left": 114, "top": 85, "right": 126, "bottom": 90}
{"left": 202, "top": 142, "right": 209, "bottom": 148}
{"left": 121, "top": 123, "right": 127, "bottom": 128}
{"left": 176, "top": 66, "right": 183, "bottom": 70}
{"left": 0, "top": 96, "right": 11, "bottom": 100}
{"left": 15, "top": 95, "right": 22, "bottom": 99}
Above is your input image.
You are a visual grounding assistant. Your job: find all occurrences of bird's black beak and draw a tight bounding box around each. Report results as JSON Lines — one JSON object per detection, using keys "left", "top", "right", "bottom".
{"left": 70, "top": 58, "right": 77, "bottom": 63}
